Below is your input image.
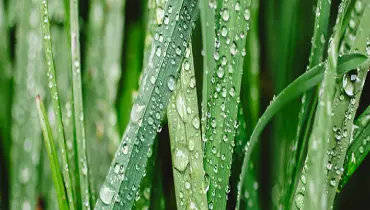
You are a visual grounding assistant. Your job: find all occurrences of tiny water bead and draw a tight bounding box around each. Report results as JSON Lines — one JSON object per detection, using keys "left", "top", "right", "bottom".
{"left": 99, "top": 185, "right": 115, "bottom": 205}
{"left": 167, "top": 75, "right": 176, "bottom": 91}
{"left": 295, "top": 193, "right": 304, "bottom": 209}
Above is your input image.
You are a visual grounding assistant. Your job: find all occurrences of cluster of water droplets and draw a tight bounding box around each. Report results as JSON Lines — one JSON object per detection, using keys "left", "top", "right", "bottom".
{"left": 97, "top": 0, "right": 198, "bottom": 208}
{"left": 202, "top": 0, "right": 252, "bottom": 208}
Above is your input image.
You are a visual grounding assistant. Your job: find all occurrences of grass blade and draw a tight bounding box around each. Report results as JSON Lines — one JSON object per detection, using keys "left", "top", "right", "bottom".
{"left": 290, "top": 0, "right": 332, "bottom": 207}
{"left": 340, "top": 105, "right": 370, "bottom": 189}
{"left": 168, "top": 45, "right": 208, "bottom": 210}
{"left": 95, "top": 0, "right": 199, "bottom": 209}
{"left": 238, "top": 53, "right": 368, "bottom": 207}
{"left": 325, "top": 2, "right": 370, "bottom": 205}
{"left": 202, "top": 0, "right": 251, "bottom": 209}
{"left": 38, "top": 0, "right": 75, "bottom": 208}
{"left": 69, "top": 0, "right": 91, "bottom": 207}
{"left": 36, "top": 95, "right": 69, "bottom": 210}
{"left": 10, "top": 0, "right": 45, "bottom": 208}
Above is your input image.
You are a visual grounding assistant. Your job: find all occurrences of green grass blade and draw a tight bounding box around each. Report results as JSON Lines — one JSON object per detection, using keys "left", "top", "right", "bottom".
{"left": 325, "top": 2, "right": 370, "bottom": 205}
{"left": 36, "top": 95, "right": 69, "bottom": 210}
{"left": 238, "top": 53, "right": 368, "bottom": 207}
{"left": 95, "top": 1, "right": 199, "bottom": 209}
{"left": 340, "top": 105, "right": 370, "bottom": 189}
{"left": 168, "top": 45, "right": 208, "bottom": 210}
{"left": 69, "top": 0, "right": 91, "bottom": 208}
{"left": 10, "top": 0, "right": 45, "bottom": 208}
{"left": 289, "top": 0, "right": 332, "bottom": 207}
{"left": 234, "top": 107, "right": 260, "bottom": 210}
{"left": 199, "top": 0, "right": 216, "bottom": 137}
{"left": 38, "top": 0, "right": 75, "bottom": 208}
{"left": 203, "top": 0, "right": 251, "bottom": 208}
{"left": 0, "top": 0, "right": 12, "bottom": 167}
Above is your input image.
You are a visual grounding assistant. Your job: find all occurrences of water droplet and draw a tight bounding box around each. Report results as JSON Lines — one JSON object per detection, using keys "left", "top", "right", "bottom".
{"left": 173, "top": 149, "right": 189, "bottom": 172}
{"left": 222, "top": 9, "right": 230, "bottom": 21}
{"left": 329, "top": 178, "right": 336, "bottom": 187}
{"left": 343, "top": 69, "right": 358, "bottom": 96}
{"left": 131, "top": 104, "right": 145, "bottom": 123}
{"left": 176, "top": 92, "right": 188, "bottom": 121}
{"left": 189, "top": 77, "right": 196, "bottom": 88}
{"left": 295, "top": 193, "right": 304, "bottom": 209}
{"left": 244, "top": 9, "right": 250, "bottom": 20}
{"left": 192, "top": 117, "right": 200, "bottom": 129}
{"left": 221, "top": 26, "right": 228, "bottom": 37}
{"left": 99, "top": 185, "right": 115, "bottom": 205}
{"left": 188, "top": 137, "right": 195, "bottom": 151}
{"left": 167, "top": 75, "right": 176, "bottom": 91}
{"left": 156, "top": 7, "right": 164, "bottom": 24}
{"left": 22, "top": 201, "right": 31, "bottom": 210}
{"left": 230, "top": 42, "right": 237, "bottom": 56}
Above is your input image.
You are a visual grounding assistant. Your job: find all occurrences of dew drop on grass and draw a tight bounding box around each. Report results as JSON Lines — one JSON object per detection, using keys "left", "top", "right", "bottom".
{"left": 99, "top": 185, "right": 115, "bottom": 205}
{"left": 131, "top": 104, "right": 145, "bottom": 123}
{"left": 167, "top": 75, "right": 176, "bottom": 91}
{"left": 244, "top": 9, "right": 250, "bottom": 20}
{"left": 342, "top": 69, "right": 358, "bottom": 96}
{"left": 221, "top": 26, "right": 228, "bottom": 37}
{"left": 176, "top": 92, "right": 187, "bottom": 121}
{"left": 156, "top": 7, "right": 165, "bottom": 24}
{"left": 188, "top": 137, "right": 195, "bottom": 151}
{"left": 173, "top": 148, "right": 189, "bottom": 172}
{"left": 222, "top": 9, "right": 230, "bottom": 21}
{"left": 122, "top": 142, "right": 129, "bottom": 154}
{"left": 329, "top": 178, "right": 336, "bottom": 187}
{"left": 189, "top": 76, "right": 196, "bottom": 88}
{"left": 22, "top": 200, "right": 31, "bottom": 210}
{"left": 295, "top": 193, "right": 304, "bottom": 209}
{"left": 192, "top": 116, "right": 200, "bottom": 129}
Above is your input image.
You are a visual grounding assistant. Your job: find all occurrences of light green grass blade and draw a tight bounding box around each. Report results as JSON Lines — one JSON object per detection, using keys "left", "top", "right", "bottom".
{"left": 36, "top": 95, "right": 69, "bottom": 210}
{"left": 168, "top": 45, "right": 208, "bottom": 210}
{"left": 238, "top": 53, "right": 368, "bottom": 208}
{"left": 202, "top": 0, "right": 251, "bottom": 209}
{"left": 199, "top": 0, "right": 216, "bottom": 137}
{"left": 340, "top": 105, "right": 370, "bottom": 189}
{"left": 289, "top": 0, "right": 332, "bottom": 207}
{"left": 38, "top": 0, "right": 75, "bottom": 208}
{"left": 325, "top": 2, "right": 370, "bottom": 206}
{"left": 10, "top": 0, "right": 46, "bottom": 208}
{"left": 69, "top": 0, "right": 91, "bottom": 208}
{"left": 95, "top": 1, "right": 199, "bottom": 209}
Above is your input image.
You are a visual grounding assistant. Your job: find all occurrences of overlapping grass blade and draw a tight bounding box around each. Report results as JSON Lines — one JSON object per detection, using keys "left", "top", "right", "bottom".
{"left": 36, "top": 95, "right": 69, "bottom": 210}
{"left": 202, "top": 0, "right": 251, "bottom": 208}
{"left": 38, "top": 0, "right": 75, "bottom": 208}
{"left": 95, "top": 0, "right": 199, "bottom": 209}
{"left": 168, "top": 45, "right": 207, "bottom": 210}
{"left": 325, "top": 2, "right": 370, "bottom": 205}
{"left": 238, "top": 53, "right": 368, "bottom": 208}
{"left": 69, "top": 0, "right": 91, "bottom": 207}
{"left": 340, "top": 105, "right": 370, "bottom": 189}
{"left": 289, "top": 0, "right": 332, "bottom": 207}
{"left": 9, "top": 0, "right": 46, "bottom": 208}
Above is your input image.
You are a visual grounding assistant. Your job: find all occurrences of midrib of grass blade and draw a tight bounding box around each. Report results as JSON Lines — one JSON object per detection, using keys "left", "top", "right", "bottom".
{"left": 199, "top": 0, "right": 216, "bottom": 138}
{"left": 289, "top": 0, "right": 332, "bottom": 207}
{"left": 69, "top": 0, "right": 91, "bottom": 208}
{"left": 340, "top": 105, "right": 370, "bottom": 189}
{"left": 168, "top": 45, "right": 207, "bottom": 210}
{"left": 10, "top": 0, "right": 45, "bottom": 208}
{"left": 325, "top": 3, "right": 370, "bottom": 205}
{"left": 38, "top": 0, "right": 75, "bottom": 208}
{"left": 36, "top": 96, "right": 69, "bottom": 210}
{"left": 203, "top": 0, "right": 251, "bottom": 209}
{"left": 238, "top": 53, "right": 368, "bottom": 208}
{"left": 95, "top": 1, "right": 199, "bottom": 209}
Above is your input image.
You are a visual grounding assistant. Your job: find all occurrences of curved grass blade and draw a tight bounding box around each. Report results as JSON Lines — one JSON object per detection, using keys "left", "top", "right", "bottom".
{"left": 36, "top": 95, "right": 69, "bottom": 210}
{"left": 38, "top": 0, "right": 75, "bottom": 208}
{"left": 203, "top": 0, "right": 251, "bottom": 209}
{"left": 325, "top": 3, "right": 370, "bottom": 205}
{"left": 69, "top": 0, "right": 91, "bottom": 208}
{"left": 95, "top": 1, "right": 199, "bottom": 209}
{"left": 168, "top": 45, "right": 207, "bottom": 210}
{"left": 10, "top": 0, "right": 46, "bottom": 208}
{"left": 340, "top": 105, "right": 370, "bottom": 189}
{"left": 289, "top": 0, "right": 331, "bottom": 206}
{"left": 238, "top": 53, "right": 368, "bottom": 207}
